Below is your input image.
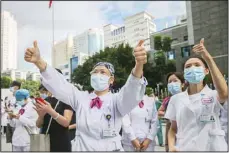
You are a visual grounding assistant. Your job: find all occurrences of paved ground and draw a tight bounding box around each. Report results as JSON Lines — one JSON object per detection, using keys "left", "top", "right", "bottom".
{"left": 1, "top": 124, "right": 166, "bottom": 151}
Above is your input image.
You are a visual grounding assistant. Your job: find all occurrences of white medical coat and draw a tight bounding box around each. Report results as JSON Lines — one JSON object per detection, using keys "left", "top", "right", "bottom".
{"left": 40, "top": 65, "right": 147, "bottom": 151}
{"left": 220, "top": 101, "right": 228, "bottom": 142}
{"left": 165, "top": 85, "right": 227, "bottom": 151}
{"left": 8, "top": 100, "right": 38, "bottom": 147}
{"left": 121, "top": 95, "right": 158, "bottom": 151}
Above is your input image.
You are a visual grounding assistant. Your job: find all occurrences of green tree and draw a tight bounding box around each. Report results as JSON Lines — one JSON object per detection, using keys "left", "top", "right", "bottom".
{"left": 162, "top": 36, "right": 172, "bottom": 53}
{"left": 72, "top": 43, "right": 135, "bottom": 91}
{"left": 21, "top": 80, "right": 40, "bottom": 97}
{"left": 1, "top": 76, "right": 12, "bottom": 88}
{"left": 154, "top": 35, "right": 162, "bottom": 50}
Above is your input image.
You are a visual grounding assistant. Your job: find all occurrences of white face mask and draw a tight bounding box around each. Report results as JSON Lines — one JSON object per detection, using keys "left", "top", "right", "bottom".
{"left": 10, "top": 87, "right": 14, "bottom": 93}
{"left": 90, "top": 74, "right": 110, "bottom": 92}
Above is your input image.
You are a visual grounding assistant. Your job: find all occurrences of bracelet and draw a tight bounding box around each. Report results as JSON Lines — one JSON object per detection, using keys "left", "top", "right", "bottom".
{"left": 53, "top": 113, "right": 60, "bottom": 120}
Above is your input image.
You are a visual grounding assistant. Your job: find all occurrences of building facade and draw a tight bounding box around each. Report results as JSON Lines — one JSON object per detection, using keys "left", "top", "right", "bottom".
{"left": 52, "top": 34, "right": 74, "bottom": 68}
{"left": 1, "top": 11, "right": 18, "bottom": 71}
{"left": 186, "top": 1, "right": 228, "bottom": 74}
{"left": 73, "top": 28, "right": 104, "bottom": 56}
{"left": 150, "top": 20, "right": 190, "bottom": 71}
{"left": 103, "top": 11, "right": 156, "bottom": 50}
{"left": 2, "top": 69, "right": 27, "bottom": 81}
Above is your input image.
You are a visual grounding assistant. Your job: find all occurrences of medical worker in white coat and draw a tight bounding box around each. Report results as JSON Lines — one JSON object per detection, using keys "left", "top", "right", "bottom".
{"left": 220, "top": 101, "right": 228, "bottom": 143}
{"left": 8, "top": 89, "right": 38, "bottom": 151}
{"left": 121, "top": 95, "right": 158, "bottom": 151}
{"left": 165, "top": 38, "right": 228, "bottom": 151}
{"left": 24, "top": 40, "right": 148, "bottom": 151}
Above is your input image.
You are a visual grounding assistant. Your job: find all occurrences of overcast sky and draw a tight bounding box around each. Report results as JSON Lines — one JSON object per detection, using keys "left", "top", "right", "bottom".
{"left": 2, "top": 1, "right": 186, "bottom": 71}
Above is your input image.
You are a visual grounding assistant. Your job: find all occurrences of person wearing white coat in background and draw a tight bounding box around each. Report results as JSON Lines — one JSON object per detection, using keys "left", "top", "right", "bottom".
{"left": 219, "top": 101, "right": 228, "bottom": 143}
{"left": 8, "top": 89, "right": 38, "bottom": 152}
{"left": 24, "top": 40, "right": 148, "bottom": 151}
{"left": 1, "top": 99, "right": 8, "bottom": 135}
{"left": 165, "top": 38, "right": 228, "bottom": 151}
{"left": 121, "top": 95, "right": 158, "bottom": 151}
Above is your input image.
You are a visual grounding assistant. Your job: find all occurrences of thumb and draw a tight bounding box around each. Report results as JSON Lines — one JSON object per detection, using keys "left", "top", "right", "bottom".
{"left": 33, "top": 40, "right": 38, "bottom": 48}
{"left": 137, "top": 40, "right": 145, "bottom": 47}
{"left": 200, "top": 38, "right": 204, "bottom": 45}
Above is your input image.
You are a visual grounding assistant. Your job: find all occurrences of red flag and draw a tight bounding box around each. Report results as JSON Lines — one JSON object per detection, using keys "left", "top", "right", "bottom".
{"left": 49, "top": 0, "right": 52, "bottom": 8}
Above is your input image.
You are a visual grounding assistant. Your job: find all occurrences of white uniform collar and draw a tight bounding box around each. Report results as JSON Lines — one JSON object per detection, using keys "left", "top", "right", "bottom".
{"left": 89, "top": 91, "right": 112, "bottom": 100}
{"left": 184, "top": 84, "right": 211, "bottom": 96}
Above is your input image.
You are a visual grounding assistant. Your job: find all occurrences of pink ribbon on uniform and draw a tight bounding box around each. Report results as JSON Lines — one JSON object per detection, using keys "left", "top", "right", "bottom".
{"left": 19, "top": 108, "right": 25, "bottom": 115}
{"left": 90, "top": 97, "right": 103, "bottom": 109}
{"left": 139, "top": 100, "right": 144, "bottom": 108}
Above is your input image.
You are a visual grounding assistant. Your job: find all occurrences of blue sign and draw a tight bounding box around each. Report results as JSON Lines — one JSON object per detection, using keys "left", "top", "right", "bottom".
{"left": 70, "top": 56, "right": 79, "bottom": 74}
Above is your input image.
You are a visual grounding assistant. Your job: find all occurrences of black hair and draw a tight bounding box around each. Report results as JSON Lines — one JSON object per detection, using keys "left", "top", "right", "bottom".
{"left": 166, "top": 72, "right": 185, "bottom": 84}
{"left": 182, "top": 55, "right": 208, "bottom": 70}
{"left": 10, "top": 81, "right": 21, "bottom": 89}
{"left": 30, "top": 96, "right": 35, "bottom": 99}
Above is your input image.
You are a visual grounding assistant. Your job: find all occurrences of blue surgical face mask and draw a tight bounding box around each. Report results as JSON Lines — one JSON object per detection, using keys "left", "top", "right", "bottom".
{"left": 90, "top": 74, "right": 110, "bottom": 91}
{"left": 184, "top": 66, "right": 206, "bottom": 84}
{"left": 167, "top": 82, "right": 182, "bottom": 95}
{"left": 40, "top": 94, "right": 48, "bottom": 100}
{"left": 17, "top": 100, "right": 25, "bottom": 106}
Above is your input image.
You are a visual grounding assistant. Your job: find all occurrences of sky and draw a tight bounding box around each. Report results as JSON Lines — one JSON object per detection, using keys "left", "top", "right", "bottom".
{"left": 2, "top": 1, "right": 186, "bottom": 72}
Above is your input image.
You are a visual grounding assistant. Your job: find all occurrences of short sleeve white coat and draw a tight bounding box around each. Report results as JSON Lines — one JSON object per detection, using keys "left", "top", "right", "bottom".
{"left": 165, "top": 85, "right": 227, "bottom": 151}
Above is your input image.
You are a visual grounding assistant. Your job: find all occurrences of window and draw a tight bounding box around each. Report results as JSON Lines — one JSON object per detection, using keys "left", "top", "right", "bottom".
{"left": 167, "top": 50, "right": 176, "bottom": 60}
{"left": 65, "top": 72, "right": 69, "bottom": 75}
{"left": 184, "top": 36, "right": 188, "bottom": 41}
{"left": 181, "top": 46, "right": 191, "bottom": 57}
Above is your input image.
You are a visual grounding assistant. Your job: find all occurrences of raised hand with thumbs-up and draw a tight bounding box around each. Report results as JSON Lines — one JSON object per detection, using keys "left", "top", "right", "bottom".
{"left": 132, "top": 40, "right": 147, "bottom": 78}
{"left": 192, "top": 38, "right": 211, "bottom": 60}
{"left": 24, "top": 41, "right": 47, "bottom": 72}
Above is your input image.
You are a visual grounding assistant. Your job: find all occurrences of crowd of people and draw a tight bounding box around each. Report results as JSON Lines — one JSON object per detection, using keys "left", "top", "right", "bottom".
{"left": 1, "top": 38, "right": 228, "bottom": 152}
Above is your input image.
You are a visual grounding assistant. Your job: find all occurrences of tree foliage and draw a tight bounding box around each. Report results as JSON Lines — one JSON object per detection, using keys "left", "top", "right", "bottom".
{"left": 21, "top": 80, "right": 40, "bottom": 97}
{"left": 1, "top": 76, "right": 12, "bottom": 88}
{"left": 72, "top": 42, "right": 176, "bottom": 90}
{"left": 154, "top": 35, "right": 162, "bottom": 51}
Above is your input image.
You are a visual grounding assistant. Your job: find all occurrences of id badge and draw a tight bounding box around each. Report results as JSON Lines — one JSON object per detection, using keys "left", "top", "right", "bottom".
{"left": 199, "top": 114, "right": 215, "bottom": 122}
{"left": 103, "top": 128, "right": 116, "bottom": 137}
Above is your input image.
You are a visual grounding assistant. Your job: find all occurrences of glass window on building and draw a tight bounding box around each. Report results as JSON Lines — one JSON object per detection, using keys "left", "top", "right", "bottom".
{"left": 184, "top": 36, "right": 188, "bottom": 41}
{"left": 65, "top": 72, "right": 69, "bottom": 76}
{"left": 167, "top": 50, "right": 176, "bottom": 60}
{"left": 181, "top": 46, "right": 191, "bottom": 57}
{"left": 123, "top": 27, "right": 125, "bottom": 33}
{"left": 64, "top": 64, "right": 68, "bottom": 68}
{"left": 111, "top": 31, "right": 113, "bottom": 36}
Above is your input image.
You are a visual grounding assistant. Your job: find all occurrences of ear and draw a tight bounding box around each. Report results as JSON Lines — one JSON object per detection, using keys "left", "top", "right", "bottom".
{"left": 109, "top": 76, "right": 115, "bottom": 85}
{"left": 205, "top": 68, "right": 210, "bottom": 75}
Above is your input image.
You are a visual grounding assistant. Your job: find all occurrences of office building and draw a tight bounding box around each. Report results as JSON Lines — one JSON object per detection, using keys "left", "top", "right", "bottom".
{"left": 1, "top": 11, "right": 18, "bottom": 71}
{"left": 104, "top": 11, "right": 156, "bottom": 51}
{"left": 150, "top": 18, "right": 189, "bottom": 71}
{"left": 73, "top": 28, "right": 104, "bottom": 56}
{"left": 186, "top": 1, "right": 228, "bottom": 73}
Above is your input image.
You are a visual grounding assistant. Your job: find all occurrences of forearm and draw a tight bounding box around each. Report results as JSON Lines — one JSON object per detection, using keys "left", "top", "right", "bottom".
{"left": 158, "top": 111, "right": 165, "bottom": 117}
{"left": 132, "top": 64, "right": 143, "bottom": 78}
{"left": 168, "top": 127, "right": 176, "bottom": 149}
{"left": 35, "top": 58, "right": 47, "bottom": 72}
{"left": 204, "top": 56, "right": 228, "bottom": 100}
{"left": 69, "top": 124, "right": 76, "bottom": 130}
{"left": 48, "top": 109, "right": 70, "bottom": 127}
{"left": 36, "top": 116, "right": 44, "bottom": 128}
